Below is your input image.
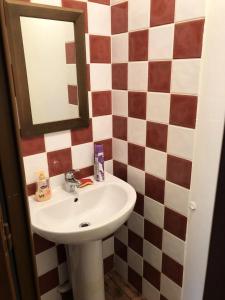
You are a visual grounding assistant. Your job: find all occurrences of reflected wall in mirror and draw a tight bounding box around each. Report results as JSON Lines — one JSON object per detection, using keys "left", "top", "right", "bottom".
{"left": 20, "top": 17, "right": 79, "bottom": 124}
{"left": 4, "top": 0, "right": 89, "bottom": 137}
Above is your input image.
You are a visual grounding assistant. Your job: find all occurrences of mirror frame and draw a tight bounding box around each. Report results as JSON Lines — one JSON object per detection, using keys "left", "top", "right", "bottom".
{"left": 4, "top": 0, "right": 89, "bottom": 137}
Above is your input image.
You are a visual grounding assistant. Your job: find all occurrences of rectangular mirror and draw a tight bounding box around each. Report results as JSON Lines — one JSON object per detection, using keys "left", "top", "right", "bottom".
{"left": 4, "top": 0, "right": 89, "bottom": 137}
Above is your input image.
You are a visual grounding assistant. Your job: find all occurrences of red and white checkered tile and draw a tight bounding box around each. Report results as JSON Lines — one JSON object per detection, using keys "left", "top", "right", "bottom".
{"left": 111, "top": 0, "right": 206, "bottom": 299}
{"left": 21, "top": 0, "right": 112, "bottom": 299}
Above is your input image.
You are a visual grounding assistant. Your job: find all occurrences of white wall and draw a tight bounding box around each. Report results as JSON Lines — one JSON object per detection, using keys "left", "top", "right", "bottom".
{"left": 182, "top": 0, "right": 225, "bottom": 299}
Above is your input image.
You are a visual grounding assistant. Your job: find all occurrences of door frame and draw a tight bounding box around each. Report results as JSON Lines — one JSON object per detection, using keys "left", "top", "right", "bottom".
{"left": 0, "top": 6, "right": 40, "bottom": 300}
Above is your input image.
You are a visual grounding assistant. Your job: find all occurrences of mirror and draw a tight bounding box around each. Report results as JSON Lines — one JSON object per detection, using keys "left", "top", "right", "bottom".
{"left": 4, "top": 0, "right": 89, "bottom": 136}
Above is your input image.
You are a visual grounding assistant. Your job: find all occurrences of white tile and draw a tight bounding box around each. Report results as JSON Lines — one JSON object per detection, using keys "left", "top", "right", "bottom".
{"left": 127, "top": 165, "right": 145, "bottom": 193}
{"left": 149, "top": 24, "right": 174, "bottom": 60}
{"left": 88, "top": 2, "right": 111, "bottom": 35}
{"left": 171, "top": 59, "right": 201, "bottom": 95}
{"left": 36, "top": 247, "right": 58, "bottom": 276}
{"left": 66, "top": 64, "right": 78, "bottom": 85}
{"left": 112, "top": 90, "right": 128, "bottom": 117}
{"left": 90, "top": 64, "right": 112, "bottom": 91}
{"left": 105, "top": 160, "right": 113, "bottom": 174}
{"left": 128, "top": 248, "right": 143, "bottom": 276}
{"left": 113, "top": 138, "right": 128, "bottom": 164}
{"left": 92, "top": 115, "right": 112, "bottom": 140}
{"left": 114, "top": 255, "right": 128, "bottom": 281}
{"left": 128, "top": 62, "right": 148, "bottom": 91}
{"left": 175, "top": 0, "right": 206, "bottom": 22}
{"left": 128, "top": 118, "right": 146, "bottom": 146}
{"left": 23, "top": 153, "right": 48, "bottom": 184}
{"left": 44, "top": 130, "right": 71, "bottom": 152}
{"left": 88, "top": 91, "right": 93, "bottom": 118}
{"left": 71, "top": 142, "right": 93, "bottom": 169}
{"left": 103, "top": 236, "right": 114, "bottom": 259}
{"left": 31, "top": 0, "right": 61, "bottom": 5}
{"left": 49, "top": 174, "right": 65, "bottom": 189}
{"left": 143, "top": 240, "right": 162, "bottom": 272}
{"left": 41, "top": 288, "right": 61, "bottom": 300}
{"left": 145, "top": 148, "right": 167, "bottom": 179}
{"left": 147, "top": 92, "right": 170, "bottom": 124}
{"left": 116, "top": 225, "right": 128, "bottom": 245}
{"left": 112, "top": 33, "right": 128, "bottom": 63}
{"left": 162, "top": 230, "right": 185, "bottom": 265}
{"left": 144, "top": 196, "right": 164, "bottom": 228}
{"left": 128, "top": 211, "right": 144, "bottom": 237}
{"left": 58, "top": 262, "right": 69, "bottom": 285}
{"left": 165, "top": 181, "right": 189, "bottom": 217}
{"left": 161, "top": 274, "right": 182, "bottom": 300}
{"left": 167, "top": 126, "right": 195, "bottom": 160}
{"left": 111, "top": 0, "right": 126, "bottom": 4}
{"left": 142, "top": 278, "right": 160, "bottom": 300}
{"left": 128, "top": 0, "right": 151, "bottom": 31}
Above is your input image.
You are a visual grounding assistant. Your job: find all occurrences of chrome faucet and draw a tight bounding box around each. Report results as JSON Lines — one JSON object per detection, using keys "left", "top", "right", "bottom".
{"left": 65, "top": 170, "right": 80, "bottom": 194}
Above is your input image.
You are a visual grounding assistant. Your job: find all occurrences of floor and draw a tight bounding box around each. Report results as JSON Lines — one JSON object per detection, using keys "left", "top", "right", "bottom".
{"left": 105, "top": 271, "right": 145, "bottom": 300}
{"left": 61, "top": 270, "right": 145, "bottom": 300}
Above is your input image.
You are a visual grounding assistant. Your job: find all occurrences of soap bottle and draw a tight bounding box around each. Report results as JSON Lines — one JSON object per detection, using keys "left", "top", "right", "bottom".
{"left": 35, "top": 171, "right": 51, "bottom": 202}
{"left": 94, "top": 144, "right": 104, "bottom": 182}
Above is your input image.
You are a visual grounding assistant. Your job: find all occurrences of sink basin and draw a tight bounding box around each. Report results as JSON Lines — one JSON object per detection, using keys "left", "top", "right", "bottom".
{"left": 29, "top": 172, "right": 136, "bottom": 300}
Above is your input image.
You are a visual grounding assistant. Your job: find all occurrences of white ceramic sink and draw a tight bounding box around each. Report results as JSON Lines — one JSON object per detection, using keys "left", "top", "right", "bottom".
{"left": 29, "top": 173, "right": 136, "bottom": 300}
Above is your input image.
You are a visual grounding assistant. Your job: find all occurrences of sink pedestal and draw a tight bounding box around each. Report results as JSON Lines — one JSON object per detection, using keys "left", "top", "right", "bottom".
{"left": 67, "top": 240, "right": 105, "bottom": 300}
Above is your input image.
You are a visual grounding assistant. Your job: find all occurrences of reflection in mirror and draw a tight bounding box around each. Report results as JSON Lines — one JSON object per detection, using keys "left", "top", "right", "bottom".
{"left": 20, "top": 17, "right": 79, "bottom": 125}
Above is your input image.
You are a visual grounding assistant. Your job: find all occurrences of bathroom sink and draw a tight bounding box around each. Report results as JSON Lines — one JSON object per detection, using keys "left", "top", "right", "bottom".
{"left": 29, "top": 173, "right": 136, "bottom": 300}
{"left": 29, "top": 172, "right": 136, "bottom": 244}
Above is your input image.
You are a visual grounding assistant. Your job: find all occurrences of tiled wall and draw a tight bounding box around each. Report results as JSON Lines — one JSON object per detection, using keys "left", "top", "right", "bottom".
{"left": 111, "top": 0, "right": 206, "bottom": 299}
{"left": 20, "top": 0, "right": 113, "bottom": 299}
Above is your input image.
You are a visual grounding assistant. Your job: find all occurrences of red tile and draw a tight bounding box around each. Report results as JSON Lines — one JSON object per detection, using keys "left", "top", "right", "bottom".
{"left": 167, "top": 155, "right": 192, "bottom": 189}
{"left": 162, "top": 253, "right": 183, "bottom": 287}
{"left": 26, "top": 183, "right": 36, "bottom": 196}
{"left": 145, "top": 173, "right": 165, "bottom": 204}
{"left": 92, "top": 91, "right": 112, "bottom": 116}
{"left": 57, "top": 245, "right": 66, "bottom": 264}
{"left": 65, "top": 42, "right": 76, "bottom": 64}
{"left": 164, "top": 207, "right": 187, "bottom": 241}
{"left": 129, "top": 30, "right": 148, "bottom": 61}
{"left": 71, "top": 120, "right": 93, "bottom": 145}
{"left": 115, "top": 238, "right": 127, "bottom": 261}
{"left": 113, "top": 160, "right": 127, "bottom": 182}
{"left": 146, "top": 121, "right": 168, "bottom": 152}
{"left": 112, "top": 63, "right": 128, "bottom": 90}
{"left": 144, "top": 261, "right": 161, "bottom": 290}
{"left": 62, "top": 0, "right": 88, "bottom": 32}
{"left": 174, "top": 19, "right": 205, "bottom": 59}
{"left": 150, "top": 0, "right": 175, "bottom": 27}
{"left": 128, "top": 267, "right": 142, "bottom": 293}
{"left": 144, "top": 219, "right": 163, "bottom": 249}
{"left": 148, "top": 61, "right": 172, "bottom": 93}
{"left": 21, "top": 135, "right": 45, "bottom": 157}
{"left": 128, "top": 143, "right": 145, "bottom": 170}
{"left": 74, "top": 166, "right": 94, "bottom": 179}
{"left": 170, "top": 94, "right": 197, "bottom": 129}
{"left": 67, "top": 85, "right": 78, "bottom": 105}
{"left": 89, "top": 0, "right": 110, "bottom": 4}
{"left": 128, "top": 230, "right": 143, "bottom": 256}
{"left": 39, "top": 268, "right": 59, "bottom": 295}
{"left": 90, "top": 35, "right": 111, "bottom": 63}
{"left": 128, "top": 92, "right": 147, "bottom": 119}
{"left": 104, "top": 255, "right": 114, "bottom": 274}
{"left": 47, "top": 148, "right": 72, "bottom": 177}
{"left": 113, "top": 115, "right": 127, "bottom": 140}
{"left": 33, "top": 234, "right": 55, "bottom": 255}
{"left": 94, "top": 139, "right": 112, "bottom": 160}
{"left": 134, "top": 193, "right": 144, "bottom": 216}
{"left": 111, "top": 2, "right": 128, "bottom": 34}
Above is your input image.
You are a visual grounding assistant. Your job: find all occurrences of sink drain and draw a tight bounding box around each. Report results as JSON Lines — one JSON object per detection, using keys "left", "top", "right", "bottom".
{"left": 79, "top": 222, "right": 91, "bottom": 228}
